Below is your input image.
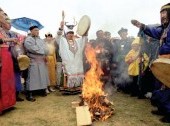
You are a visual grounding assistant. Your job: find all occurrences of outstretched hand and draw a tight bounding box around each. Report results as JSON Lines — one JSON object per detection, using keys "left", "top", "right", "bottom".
{"left": 131, "top": 19, "right": 142, "bottom": 28}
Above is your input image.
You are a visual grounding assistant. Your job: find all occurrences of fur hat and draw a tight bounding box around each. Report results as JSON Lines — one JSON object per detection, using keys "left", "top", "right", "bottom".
{"left": 45, "top": 32, "right": 53, "bottom": 37}
{"left": 160, "top": 3, "right": 170, "bottom": 12}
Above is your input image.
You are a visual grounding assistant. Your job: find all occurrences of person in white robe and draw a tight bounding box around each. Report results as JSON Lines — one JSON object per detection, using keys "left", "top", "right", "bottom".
{"left": 56, "top": 21, "right": 88, "bottom": 92}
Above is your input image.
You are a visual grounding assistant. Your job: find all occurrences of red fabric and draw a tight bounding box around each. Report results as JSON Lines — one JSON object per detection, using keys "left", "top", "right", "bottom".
{"left": 0, "top": 34, "right": 16, "bottom": 112}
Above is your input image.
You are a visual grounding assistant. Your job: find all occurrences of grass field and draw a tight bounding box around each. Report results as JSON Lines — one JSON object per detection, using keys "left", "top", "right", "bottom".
{"left": 0, "top": 90, "right": 169, "bottom": 126}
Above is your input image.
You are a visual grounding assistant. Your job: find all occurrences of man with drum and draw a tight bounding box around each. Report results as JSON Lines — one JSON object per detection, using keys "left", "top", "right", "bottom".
{"left": 131, "top": 3, "right": 170, "bottom": 123}
{"left": 56, "top": 19, "right": 88, "bottom": 94}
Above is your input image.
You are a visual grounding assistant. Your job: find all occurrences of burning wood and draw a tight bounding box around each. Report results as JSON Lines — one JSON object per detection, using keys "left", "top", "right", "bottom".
{"left": 81, "top": 44, "right": 115, "bottom": 121}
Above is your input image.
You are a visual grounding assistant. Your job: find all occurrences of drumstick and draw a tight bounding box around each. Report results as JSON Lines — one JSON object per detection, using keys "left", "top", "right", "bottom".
{"left": 62, "top": 10, "right": 67, "bottom": 39}
{"left": 62, "top": 10, "right": 65, "bottom": 21}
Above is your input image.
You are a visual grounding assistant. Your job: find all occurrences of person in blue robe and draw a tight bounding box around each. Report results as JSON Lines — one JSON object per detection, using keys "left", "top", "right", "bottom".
{"left": 131, "top": 2, "right": 170, "bottom": 123}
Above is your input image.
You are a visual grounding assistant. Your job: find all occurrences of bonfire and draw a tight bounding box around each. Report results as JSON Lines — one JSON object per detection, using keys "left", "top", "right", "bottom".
{"left": 81, "top": 43, "right": 114, "bottom": 121}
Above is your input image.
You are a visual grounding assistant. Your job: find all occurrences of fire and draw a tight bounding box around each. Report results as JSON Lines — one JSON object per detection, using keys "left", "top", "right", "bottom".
{"left": 82, "top": 43, "right": 114, "bottom": 121}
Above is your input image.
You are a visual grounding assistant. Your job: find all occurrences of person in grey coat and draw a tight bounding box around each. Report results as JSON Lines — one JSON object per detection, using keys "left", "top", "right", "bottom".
{"left": 24, "top": 26, "right": 50, "bottom": 101}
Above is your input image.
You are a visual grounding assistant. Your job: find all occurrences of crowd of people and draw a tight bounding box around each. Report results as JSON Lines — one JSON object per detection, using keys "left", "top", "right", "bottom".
{"left": 0, "top": 2, "right": 170, "bottom": 123}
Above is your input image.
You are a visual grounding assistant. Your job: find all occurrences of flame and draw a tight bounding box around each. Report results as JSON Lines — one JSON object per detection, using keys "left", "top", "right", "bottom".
{"left": 82, "top": 44, "right": 104, "bottom": 98}
{"left": 82, "top": 43, "right": 114, "bottom": 121}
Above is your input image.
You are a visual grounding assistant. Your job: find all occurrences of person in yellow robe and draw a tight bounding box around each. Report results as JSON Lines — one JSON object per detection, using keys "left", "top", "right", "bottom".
{"left": 44, "top": 32, "right": 57, "bottom": 93}
{"left": 125, "top": 37, "right": 149, "bottom": 96}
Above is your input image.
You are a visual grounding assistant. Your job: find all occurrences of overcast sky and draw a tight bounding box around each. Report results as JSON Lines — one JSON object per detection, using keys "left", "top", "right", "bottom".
{"left": 1, "top": 0, "right": 169, "bottom": 39}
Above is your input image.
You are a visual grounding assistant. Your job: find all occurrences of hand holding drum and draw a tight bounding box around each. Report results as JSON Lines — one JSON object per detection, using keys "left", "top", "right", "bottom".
{"left": 76, "top": 15, "right": 91, "bottom": 36}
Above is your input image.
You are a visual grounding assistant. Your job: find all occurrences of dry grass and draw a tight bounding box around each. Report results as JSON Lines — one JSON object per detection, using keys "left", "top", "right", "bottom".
{"left": 0, "top": 90, "right": 169, "bottom": 126}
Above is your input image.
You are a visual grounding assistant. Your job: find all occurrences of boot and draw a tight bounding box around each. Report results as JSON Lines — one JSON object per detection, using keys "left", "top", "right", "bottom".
{"left": 41, "top": 89, "right": 47, "bottom": 97}
{"left": 55, "top": 85, "right": 60, "bottom": 90}
{"left": 151, "top": 110, "right": 165, "bottom": 116}
{"left": 16, "top": 91, "right": 24, "bottom": 102}
{"left": 26, "top": 91, "right": 36, "bottom": 102}
{"left": 160, "top": 113, "right": 170, "bottom": 123}
{"left": 49, "top": 86, "right": 56, "bottom": 92}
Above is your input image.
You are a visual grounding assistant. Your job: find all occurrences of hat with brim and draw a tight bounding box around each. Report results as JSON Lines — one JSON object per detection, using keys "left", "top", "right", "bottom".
{"left": 118, "top": 28, "right": 128, "bottom": 35}
{"left": 29, "top": 25, "right": 38, "bottom": 31}
{"left": 17, "top": 55, "right": 30, "bottom": 70}
{"left": 150, "top": 58, "right": 170, "bottom": 88}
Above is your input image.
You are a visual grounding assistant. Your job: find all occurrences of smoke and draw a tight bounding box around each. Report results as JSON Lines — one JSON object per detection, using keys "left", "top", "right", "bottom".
{"left": 114, "top": 70, "right": 132, "bottom": 86}
{"left": 113, "top": 62, "right": 132, "bottom": 89}
{"left": 104, "top": 81, "right": 115, "bottom": 96}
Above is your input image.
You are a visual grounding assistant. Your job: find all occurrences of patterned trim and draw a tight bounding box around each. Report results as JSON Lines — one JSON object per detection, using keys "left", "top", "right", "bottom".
{"left": 65, "top": 73, "right": 84, "bottom": 77}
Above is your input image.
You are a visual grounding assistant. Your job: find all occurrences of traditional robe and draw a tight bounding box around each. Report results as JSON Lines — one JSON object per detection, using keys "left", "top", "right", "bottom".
{"left": 0, "top": 28, "right": 15, "bottom": 112}
{"left": 56, "top": 34, "right": 87, "bottom": 88}
{"left": 44, "top": 39, "right": 57, "bottom": 86}
{"left": 7, "top": 31, "right": 23, "bottom": 92}
{"left": 24, "top": 36, "right": 49, "bottom": 91}
{"left": 151, "top": 88, "right": 170, "bottom": 113}
{"left": 143, "top": 24, "right": 170, "bottom": 55}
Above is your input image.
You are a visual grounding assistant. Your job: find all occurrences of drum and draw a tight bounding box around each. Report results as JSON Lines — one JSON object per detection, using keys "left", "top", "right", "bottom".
{"left": 17, "top": 55, "right": 30, "bottom": 71}
{"left": 11, "top": 44, "right": 30, "bottom": 71}
{"left": 150, "top": 58, "right": 170, "bottom": 88}
{"left": 76, "top": 15, "right": 91, "bottom": 36}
